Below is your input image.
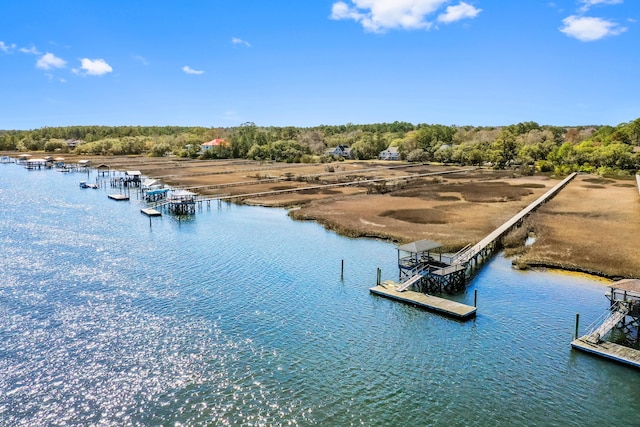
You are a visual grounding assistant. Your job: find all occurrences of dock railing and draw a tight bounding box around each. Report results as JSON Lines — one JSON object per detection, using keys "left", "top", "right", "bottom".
{"left": 583, "top": 301, "right": 629, "bottom": 343}
{"left": 451, "top": 172, "right": 577, "bottom": 267}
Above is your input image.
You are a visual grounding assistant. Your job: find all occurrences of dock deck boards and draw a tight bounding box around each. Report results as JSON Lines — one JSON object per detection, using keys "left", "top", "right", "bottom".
{"left": 571, "top": 337, "right": 640, "bottom": 369}
{"left": 108, "top": 194, "right": 130, "bottom": 201}
{"left": 370, "top": 282, "right": 476, "bottom": 320}
{"left": 141, "top": 208, "right": 161, "bottom": 216}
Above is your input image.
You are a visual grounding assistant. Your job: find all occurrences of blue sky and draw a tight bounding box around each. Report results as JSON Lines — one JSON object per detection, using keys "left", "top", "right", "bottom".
{"left": 1, "top": 1, "right": 638, "bottom": 130}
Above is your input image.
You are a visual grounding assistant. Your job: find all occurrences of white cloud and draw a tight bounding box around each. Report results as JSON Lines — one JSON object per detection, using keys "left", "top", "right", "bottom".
{"left": 437, "top": 2, "right": 482, "bottom": 24}
{"left": 36, "top": 52, "right": 67, "bottom": 70}
{"left": 182, "top": 65, "right": 204, "bottom": 75}
{"left": 560, "top": 15, "right": 626, "bottom": 41}
{"left": 232, "top": 37, "right": 251, "bottom": 47}
{"left": 19, "top": 46, "right": 40, "bottom": 55}
{"left": 74, "top": 58, "right": 113, "bottom": 76}
{"left": 330, "top": 0, "right": 452, "bottom": 32}
{"left": 579, "top": 0, "right": 623, "bottom": 13}
{"left": 0, "top": 41, "right": 16, "bottom": 53}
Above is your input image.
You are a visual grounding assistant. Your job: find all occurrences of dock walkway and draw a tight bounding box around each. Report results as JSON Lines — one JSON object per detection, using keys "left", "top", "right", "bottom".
{"left": 150, "top": 168, "right": 476, "bottom": 210}
{"left": 370, "top": 282, "right": 476, "bottom": 320}
{"left": 452, "top": 172, "right": 577, "bottom": 266}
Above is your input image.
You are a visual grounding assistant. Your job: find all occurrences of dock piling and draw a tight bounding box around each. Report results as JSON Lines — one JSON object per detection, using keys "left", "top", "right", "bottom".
{"left": 474, "top": 289, "right": 478, "bottom": 308}
{"left": 575, "top": 313, "right": 580, "bottom": 340}
{"left": 341, "top": 259, "right": 344, "bottom": 281}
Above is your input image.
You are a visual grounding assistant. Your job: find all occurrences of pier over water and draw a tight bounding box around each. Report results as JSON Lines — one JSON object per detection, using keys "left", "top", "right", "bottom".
{"left": 372, "top": 172, "right": 578, "bottom": 315}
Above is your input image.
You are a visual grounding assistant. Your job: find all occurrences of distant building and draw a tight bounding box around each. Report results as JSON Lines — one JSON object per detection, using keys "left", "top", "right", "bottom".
{"left": 200, "top": 139, "right": 228, "bottom": 153}
{"left": 65, "top": 139, "right": 82, "bottom": 149}
{"left": 325, "top": 145, "right": 354, "bottom": 159}
{"left": 379, "top": 146, "right": 400, "bottom": 160}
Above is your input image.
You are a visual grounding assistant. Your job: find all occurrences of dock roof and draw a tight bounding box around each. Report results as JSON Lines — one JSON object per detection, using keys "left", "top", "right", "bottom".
{"left": 397, "top": 239, "right": 442, "bottom": 253}
{"left": 610, "top": 279, "right": 640, "bottom": 293}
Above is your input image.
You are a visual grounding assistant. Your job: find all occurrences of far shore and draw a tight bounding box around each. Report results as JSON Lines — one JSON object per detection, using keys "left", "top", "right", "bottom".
{"left": 6, "top": 152, "right": 640, "bottom": 280}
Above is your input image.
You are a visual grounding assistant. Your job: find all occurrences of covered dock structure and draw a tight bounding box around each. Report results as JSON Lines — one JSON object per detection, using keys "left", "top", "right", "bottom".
{"left": 24, "top": 158, "right": 47, "bottom": 170}
{"left": 96, "top": 163, "right": 110, "bottom": 176}
{"left": 166, "top": 189, "right": 197, "bottom": 215}
{"left": 395, "top": 239, "right": 466, "bottom": 295}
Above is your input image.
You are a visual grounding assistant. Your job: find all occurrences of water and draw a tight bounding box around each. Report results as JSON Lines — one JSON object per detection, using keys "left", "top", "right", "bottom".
{"left": 1, "top": 164, "right": 639, "bottom": 426}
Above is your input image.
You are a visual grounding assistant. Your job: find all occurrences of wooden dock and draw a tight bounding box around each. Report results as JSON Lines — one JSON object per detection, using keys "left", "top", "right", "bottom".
{"left": 571, "top": 337, "right": 640, "bottom": 369}
{"left": 108, "top": 194, "right": 130, "bottom": 201}
{"left": 370, "top": 282, "right": 476, "bottom": 320}
{"left": 141, "top": 208, "right": 161, "bottom": 216}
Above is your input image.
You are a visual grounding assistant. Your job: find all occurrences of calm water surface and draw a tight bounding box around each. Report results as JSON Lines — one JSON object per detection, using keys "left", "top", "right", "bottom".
{"left": 1, "top": 164, "right": 639, "bottom": 426}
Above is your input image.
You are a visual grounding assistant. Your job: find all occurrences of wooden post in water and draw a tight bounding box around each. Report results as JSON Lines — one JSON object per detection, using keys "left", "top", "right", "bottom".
{"left": 474, "top": 289, "right": 478, "bottom": 307}
{"left": 377, "top": 268, "right": 381, "bottom": 285}
{"left": 341, "top": 259, "right": 344, "bottom": 281}
{"left": 574, "top": 313, "right": 580, "bottom": 340}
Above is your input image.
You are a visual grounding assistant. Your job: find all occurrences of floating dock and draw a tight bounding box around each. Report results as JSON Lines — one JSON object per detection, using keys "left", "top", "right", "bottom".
{"left": 571, "top": 279, "right": 640, "bottom": 369}
{"left": 108, "top": 194, "right": 130, "bottom": 201}
{"left": 141, "top": 208, "right": 161, "bottom": 217}
{"left": 571, "top": 337, "right": 640, "bottom": 369}
{"left": 370, "top": 282, "right": 476, "bottom": 320}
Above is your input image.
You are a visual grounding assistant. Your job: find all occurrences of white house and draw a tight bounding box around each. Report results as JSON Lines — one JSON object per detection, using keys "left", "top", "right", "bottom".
{"left": 379, "top": 146, "right": 400, "bottom": 160}
{"left": 325, "top": 145, "right": 354, "bottom": 159}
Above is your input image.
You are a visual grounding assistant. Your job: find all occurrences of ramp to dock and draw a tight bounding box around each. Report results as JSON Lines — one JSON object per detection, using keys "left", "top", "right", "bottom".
{"left": 585, "top": 308, "right": 628, "bottom": 344}
{"left": 396, "top": 273, "right": 424, "bottom": 292}
{"left": 370, "top": 282, "right": 476, "bottom": 320}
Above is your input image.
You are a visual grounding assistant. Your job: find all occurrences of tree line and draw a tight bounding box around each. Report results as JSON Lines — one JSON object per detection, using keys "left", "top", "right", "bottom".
{"left": 1, "top": 119, "right": 639, "bottom": 175}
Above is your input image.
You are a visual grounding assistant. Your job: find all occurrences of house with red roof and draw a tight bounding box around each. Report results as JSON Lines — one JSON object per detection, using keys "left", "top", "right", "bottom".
{"left": 200, "top": 139, "right": 227, "bottom": 152}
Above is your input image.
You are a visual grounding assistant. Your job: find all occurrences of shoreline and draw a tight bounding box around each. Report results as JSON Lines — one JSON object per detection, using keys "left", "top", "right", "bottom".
{"left": 6, "top": 152, "right": 640, "bottom": 280}
{"left": 291, "top": 213, "right": 621, "bottom": 282}
{"left": 512, "top": 261, "right": 616, "bottom": 283}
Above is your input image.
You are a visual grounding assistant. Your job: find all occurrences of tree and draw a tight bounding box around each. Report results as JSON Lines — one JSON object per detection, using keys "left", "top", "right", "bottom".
{"left": 44, "top": 139, "right": 68, "bottom": 153}
{"left": 489, "top": 132, "right": 518, "bottom": 169}
{"left": 230, "top": 122, "right": 257, "bottom": 158}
